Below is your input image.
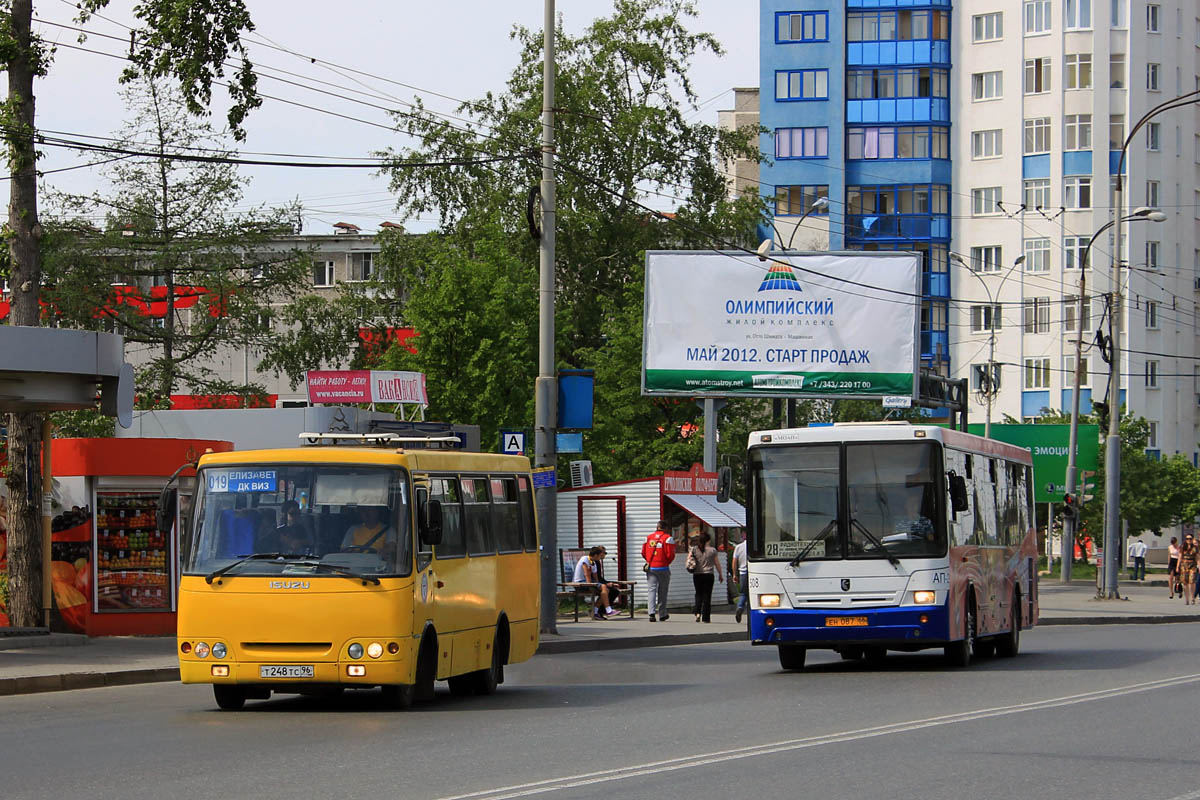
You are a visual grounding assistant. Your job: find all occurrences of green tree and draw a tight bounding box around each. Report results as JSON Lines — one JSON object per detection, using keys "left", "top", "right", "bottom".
{"left": 1, "top": 0, "right": 261, "bottom": 627}
{"left": 44, "top": 80, "right": 308, "bottom": 401}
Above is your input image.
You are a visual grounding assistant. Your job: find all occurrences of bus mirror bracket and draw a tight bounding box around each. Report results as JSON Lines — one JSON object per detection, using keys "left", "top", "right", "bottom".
{"left": 715, "top": 466, "right": 732, "bottom": 504}
{"left": 947, "top": 471, "right": 969, "bottom": 514}
{"left": 157, "top": 487, "right": 178, "bottom": 535}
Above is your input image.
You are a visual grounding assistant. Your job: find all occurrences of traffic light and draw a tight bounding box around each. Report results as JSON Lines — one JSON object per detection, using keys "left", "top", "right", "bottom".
{"left": 1080, "top": 470, "right": 1097, "bottom": 504}
{"left": 1062, "top": 493, "right": 1078, "bottom": 520}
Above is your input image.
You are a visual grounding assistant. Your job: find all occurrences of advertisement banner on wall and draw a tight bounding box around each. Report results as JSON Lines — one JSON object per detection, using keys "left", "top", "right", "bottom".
{"left": 305, "top": 370, "right": 428, "bottom": 406}
{"left": 642, "top": 251, "right": 920, "bottom": 398}
{"left": 967, "top": 423, "right": 1100, "bottom": 504}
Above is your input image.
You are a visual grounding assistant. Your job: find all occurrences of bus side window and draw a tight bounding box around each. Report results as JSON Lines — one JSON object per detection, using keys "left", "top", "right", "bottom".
{"left": 518, "top": 476, "right": 537, "bottom": 552}
{"left": 415, "top": 476, "right": 433, "bottom": 572}
{"left": 492, "top": 477, "right": 522, "bottom": 553}
{"left": 462, "top": 477, "right": 495, "bottom": 556}
{"left": 434, "top": 478, "right": 466, "bottom": 559}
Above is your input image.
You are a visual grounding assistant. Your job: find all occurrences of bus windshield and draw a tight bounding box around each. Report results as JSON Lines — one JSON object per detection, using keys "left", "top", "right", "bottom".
{"left": 185, "top": 464, "right": 411, "bottom": 578}
{"left": 750, "top": 441, "right": 945, "bottom": 560}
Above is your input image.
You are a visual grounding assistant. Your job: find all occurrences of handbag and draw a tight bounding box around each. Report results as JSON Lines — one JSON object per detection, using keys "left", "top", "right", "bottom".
{"left": 685, "top": 547, "right": 698, "bottom": 573}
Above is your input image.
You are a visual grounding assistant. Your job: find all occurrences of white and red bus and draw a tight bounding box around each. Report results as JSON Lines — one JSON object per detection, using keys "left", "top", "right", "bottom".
{"left": 745, "top": 422, "right": 1038, "bottom": 669}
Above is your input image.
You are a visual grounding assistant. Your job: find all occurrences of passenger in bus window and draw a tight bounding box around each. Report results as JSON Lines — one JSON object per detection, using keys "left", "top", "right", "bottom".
{"left": 270, "top": 501, "right": 315, "bottom": 555}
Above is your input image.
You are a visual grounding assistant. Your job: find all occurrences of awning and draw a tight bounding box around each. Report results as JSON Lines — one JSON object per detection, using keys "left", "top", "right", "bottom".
{"left": 665, "top": 494, "right": 746, "bottom": 528}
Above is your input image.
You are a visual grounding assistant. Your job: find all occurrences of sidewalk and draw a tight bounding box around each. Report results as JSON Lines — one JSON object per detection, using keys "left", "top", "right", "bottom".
{"left": 4, "top": 580, "right": 1199, "bottom": 697}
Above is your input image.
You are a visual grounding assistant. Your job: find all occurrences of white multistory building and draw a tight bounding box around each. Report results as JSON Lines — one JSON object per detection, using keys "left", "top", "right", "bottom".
{"left": 951, "top": 0, "right": 1200, "bottom": 462}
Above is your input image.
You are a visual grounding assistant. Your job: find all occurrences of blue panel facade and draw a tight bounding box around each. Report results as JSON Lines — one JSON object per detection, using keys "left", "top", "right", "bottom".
{"left": 761, "top": 0, "right": 952, "bottom": 369}
{"left": 1022, "top": 154, "right": 1051, "bottom": 179}
{"left": 1060, "top": 388, "right": 1093, "bottom": 414}
{"left": 1062, "top": 150, "right": 1092, "bottom": 176}
{"left": 1022, "top": 390, "right": 1051, "bottom": 417}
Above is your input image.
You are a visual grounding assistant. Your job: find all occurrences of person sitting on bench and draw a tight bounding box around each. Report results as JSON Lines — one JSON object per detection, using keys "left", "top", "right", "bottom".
{"left": 573, "top": 546, "right": 620, "bottom": 619}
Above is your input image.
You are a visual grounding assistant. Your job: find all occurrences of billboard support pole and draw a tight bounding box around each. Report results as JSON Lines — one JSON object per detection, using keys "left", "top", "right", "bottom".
{"left": 699, "top": 398, "right": 726, "bottom": 473}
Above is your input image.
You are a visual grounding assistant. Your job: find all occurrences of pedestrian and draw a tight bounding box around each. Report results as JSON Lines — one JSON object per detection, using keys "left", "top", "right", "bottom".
{"left": 641, "top": 520, "right": 676, "bottom": 622}
{"left": 732, "top": 536, "right": 749, "bottom": 623}
{"left": 1127, "top": 538, "right": 1148, "bottom": 581}
{"left": 573, "top": 546, "right": 620, "bottom": 619}
{"left": 687, "top": 532, "right": 723, "bottom": 623}
{"left": 1179, "top": 534, "right": 1199, "bottom": 606}
{"left": 1167, "top": 536, "right": 1181, "bottom": 598}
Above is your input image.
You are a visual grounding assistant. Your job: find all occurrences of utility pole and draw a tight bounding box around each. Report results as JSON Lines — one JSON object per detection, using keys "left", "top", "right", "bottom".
{"left": 1102, "top": 179, "right": 1123, "bottom": 599}
{"left": 535, "top": 0, "right": 558, "bottom": 634}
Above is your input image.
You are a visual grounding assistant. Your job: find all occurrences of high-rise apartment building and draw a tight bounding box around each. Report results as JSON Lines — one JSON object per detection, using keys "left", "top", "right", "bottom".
{"left": 759, "top": 0, "right": 1200, "bottom": 461}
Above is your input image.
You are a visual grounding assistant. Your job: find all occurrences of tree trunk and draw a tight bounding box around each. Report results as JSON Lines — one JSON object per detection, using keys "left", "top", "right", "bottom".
{"left": 5, "top": 0, "right": 46, "bottom": 628}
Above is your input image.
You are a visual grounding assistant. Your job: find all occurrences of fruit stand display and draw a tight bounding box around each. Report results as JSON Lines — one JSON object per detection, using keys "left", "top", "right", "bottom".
{"left": 95, "top": 492, "right": 170, "bottom": 611}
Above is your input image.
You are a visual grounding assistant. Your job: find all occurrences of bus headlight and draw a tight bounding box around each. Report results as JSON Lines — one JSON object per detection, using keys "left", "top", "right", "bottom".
{"left": 212, "top": 642, "right": 227, "bottom": 659}
{"left": 348, "top": 642, "right": 364, "bottom": 659}
{"left": 194, "top": 642, "right": 210, "bottom": 658}
{"left": 759, "top": 594, "right": 781, "bottom": 608}
{"left": 367, "top": 642, "right": 384, "bottom": 659}
{"left": 913, "top": 590, "right": 936, "bottom": 605}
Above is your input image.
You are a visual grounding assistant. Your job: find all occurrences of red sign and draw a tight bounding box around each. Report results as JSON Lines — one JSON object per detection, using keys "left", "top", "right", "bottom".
{"left": 662, "top": 463, "right": 720, "bottom": 495}
{"left": 306, "top": 370, "right": 371, "bottom": 404}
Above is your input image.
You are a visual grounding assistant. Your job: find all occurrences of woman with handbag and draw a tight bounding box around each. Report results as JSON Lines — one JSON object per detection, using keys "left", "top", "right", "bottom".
{"left": 688, "top": 532, "right": 723, "bottom": 623}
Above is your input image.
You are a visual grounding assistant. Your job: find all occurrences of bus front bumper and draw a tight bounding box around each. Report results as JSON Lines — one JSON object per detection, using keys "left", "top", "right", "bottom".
{"left": 749, "top": 605, "right": 950, "bottom": 648}
{"left": 179, "top": 658, "right": 411, "bottom": 687}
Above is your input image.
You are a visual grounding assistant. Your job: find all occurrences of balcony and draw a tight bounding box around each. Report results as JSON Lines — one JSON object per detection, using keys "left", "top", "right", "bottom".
{"left": 845, "top": 213, "right": 950, "bottom": 241}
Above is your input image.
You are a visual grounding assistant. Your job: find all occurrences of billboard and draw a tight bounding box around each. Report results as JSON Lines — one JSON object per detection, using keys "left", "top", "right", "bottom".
{"left": 967, "top": 423, "right": 1101, "bottom": 504}
{"left": 305, "top": 370, "right": 429, "bottom": 406}
{"left": 642, "top": 251, "right": 920, "bottom": 398}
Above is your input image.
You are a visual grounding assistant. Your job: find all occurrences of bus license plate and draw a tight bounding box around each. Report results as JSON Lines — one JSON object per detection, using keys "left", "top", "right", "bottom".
{"left": 259, "top": 665, "right": 314, "bottom": 679}
{"left": 825, "top": 616, "right": 868, "bottom": 627}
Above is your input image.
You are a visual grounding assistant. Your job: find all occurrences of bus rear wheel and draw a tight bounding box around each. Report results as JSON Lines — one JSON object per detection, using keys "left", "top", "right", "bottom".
{"left": 213, "top": 685, "right": 246, "bottom": 711}
{"left": 996, "top": 592, "right": 1021, "bottom": 658}
{"left": 778, "top": 644, "right": 807, "bottom": 670}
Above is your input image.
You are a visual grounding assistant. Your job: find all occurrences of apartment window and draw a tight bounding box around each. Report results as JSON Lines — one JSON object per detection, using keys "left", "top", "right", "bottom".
{"left": 1064, "top": 354, "right": 1091, "bottom": 387}
{"left": 1146, "top": 4, "right": 1160, "bottom": 32}
{"left": 973, "top": 12, "right": 1003, "bottom": 41}
{"left": 776, "top": 69, "right": 828, "bottom": 100}
{"left": 972, "top": 363, "right": 1002, "bottom": 391}
{"left": 1025, "top": 357, "right": 1052, "bottom": 388}
{"left": 1147, "top": 422, "right": 1158, "bottom": 449}
{"left": 776, "top": 127, "right": 829, "bottom": 159}
{"left": 1064, "top": 236, "right": 1089, "bottom": 269}
{"left": 846, "top": 10, "right": 947, "bottom": 42}
{"left": 777, "top": 11, "right": 829, "bottom": 42}
{"left": 847, "top": 126, "right": 949, "bottom": 159}
{"left": 971, "top": 129, "right": 1003, "bottom": 159}
{"left": 1023, "top": 297, "right": 1051, "bottom": 333}
{"left": 1025, "top": 238, "right": 1052, "bottom": 272}
{"left": 972, "top": 71, "right": 1004, "bottom": 100}
{"left": 350, "top": 252, "right": 374, "bottom": 281}
{"left": 1065, "top": 0, "right": 1091, "bottom": 28}
{"left": 1064, "top": 176, "right": 1092, "bottom": 209}
{"left": 776, "top": 185, "right": 830, "bottom": 215}
{"left": 972, "top": 186, "right": 1004, "bottom": 216}
{"left": 1024, "top": 117, "right": 1051, "bottom": 153}
{"left": 1146, "top": 180, "right": 1160, "bottom": 208}
{"left": 1063, "top": 294, "right": 1092, "bottom": 331}
{"left": 971, "top": 245, "right": 1003, "bottom": 272}
{"left": 1111, "top": 0, "right": 1126, "bottom": 26}
{"left": 1109, "top": 54, "right": 1125, "bottom": 88}
{"left": 1147, "top": 63, "right": 1160, "bottom": 91}
{"left": 1109, "top": 114, "right": 1125, "bottom": 149}
{"left": 1064, "top": 114, "right": 1092, "bottom": 150}
{"left": 846, "top": 184, "right": 949, "bottom": 215}
{"left": 1145, "top": 300, "right": 1159, "bottom": 328}
{"left": 847, "top": 67, "right": 950, "bottom": 99}
{"left": 1025, "top": 0, "right": 1051, "bottom": 33}
{"left": 312, "top": 260, "right": 334, "bottom": 287}
{"left": 1025, "top": 58, "right": 1051, "bottom": 93}
{"left": 1024, "top": 178, "right": 1051, "bottom": 209}
{"left": 1065, "top": 54, "right": 1093, "bottom": 89}
{"left": 1146, "top": 240, "right": 1160, "bottom": 270}
{"left": 971, "top": 304, "right": 1003, "bottom": 332}
{"left": 1145, "top": 360, "right": 1159, "bottom": 388}
{"left": 1146, "top": 122, "right": 1161, "bottom": 151}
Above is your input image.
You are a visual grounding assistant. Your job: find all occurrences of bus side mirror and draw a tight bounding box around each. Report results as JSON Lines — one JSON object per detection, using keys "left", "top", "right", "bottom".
{"left": 418, "top": 489, "right": 443, "bottom": 546}
{"left": 716, "top": 466, "right": 732, "bottom": 503}
{"left": 157, "top": 487, "right": 177, "bottom": 535}
{"left": 948, "top": 472, "right": 969, "bottom": 513}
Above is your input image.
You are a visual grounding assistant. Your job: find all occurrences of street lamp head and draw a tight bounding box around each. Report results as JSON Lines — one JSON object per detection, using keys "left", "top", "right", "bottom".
{"left": 1147, "top": 211, "right": 1167, "bottom": 222}
{"left": 1013, "top": 255, "right": 1026, "bottom": 266}
{"left": 755, "top": 239, "right": 772, "bottom": 262}
{"left": 811, "top": 196, "right": 829, "bottom": 211}
{"left": 949, "top": 253, "right": 968, "bottom": 267}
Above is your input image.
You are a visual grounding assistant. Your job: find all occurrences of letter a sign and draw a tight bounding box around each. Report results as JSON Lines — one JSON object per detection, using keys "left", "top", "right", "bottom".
{"left": 500, "top": 431, "right": 526, "bottom": 455}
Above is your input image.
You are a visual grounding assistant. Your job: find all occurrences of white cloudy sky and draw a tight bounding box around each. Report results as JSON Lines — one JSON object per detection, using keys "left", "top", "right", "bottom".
{"left": 22, "top": 1, "right": 757, "bottom": 234}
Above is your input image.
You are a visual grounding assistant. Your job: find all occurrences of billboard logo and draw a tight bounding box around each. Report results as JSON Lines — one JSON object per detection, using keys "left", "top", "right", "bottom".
{"left": 752, "top": 374, "right": 806, "bottom": 389}
{"left": 757, "top": 261, "right": 803, "bottom": 293}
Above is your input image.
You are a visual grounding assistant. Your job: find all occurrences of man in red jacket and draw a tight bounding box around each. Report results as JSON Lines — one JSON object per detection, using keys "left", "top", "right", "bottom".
{"left": 642, "top": 521, "right": 676, "bottom": 622}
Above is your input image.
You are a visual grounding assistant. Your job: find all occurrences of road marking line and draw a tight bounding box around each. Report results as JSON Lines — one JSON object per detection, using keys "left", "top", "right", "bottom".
{"left": 436, "top": 672, "right": 1200, "bottom": 800}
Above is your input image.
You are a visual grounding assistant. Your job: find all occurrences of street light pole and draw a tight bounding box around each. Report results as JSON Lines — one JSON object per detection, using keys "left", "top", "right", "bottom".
{"left": 1064, "top": 208, "right": 1164, "bottom": 586}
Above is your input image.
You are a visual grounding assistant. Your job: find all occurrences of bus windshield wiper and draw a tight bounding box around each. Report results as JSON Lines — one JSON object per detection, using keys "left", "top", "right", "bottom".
{"left": 312, "top": 561, "right": 382, "bottom": 586}
{"left": 789, "top": 519, "right": 838, "bottom": 567}
{"left": 850, "top": 518, "right": 901, "bottom": 568}
{"left": 205, "top": 553, "right": 288, "bottom": 583}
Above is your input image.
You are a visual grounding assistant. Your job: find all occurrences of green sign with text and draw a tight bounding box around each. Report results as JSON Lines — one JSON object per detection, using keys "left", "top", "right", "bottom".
{"left": 967, "top": 424, "right": 1100, "bottom": 504}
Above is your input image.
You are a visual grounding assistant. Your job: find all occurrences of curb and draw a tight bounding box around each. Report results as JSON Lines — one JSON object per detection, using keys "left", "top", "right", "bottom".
{"left": 537, "top": 630, "right": 747, "bottom": 654}
{"left": 0, "top": 633, "right": 88, "bottom": 652}
{"left": 0, "top": 667, "right": 180, "bottom": 697}
{"left": 1040, "top": 614, "right": 1200, "bottom": 626}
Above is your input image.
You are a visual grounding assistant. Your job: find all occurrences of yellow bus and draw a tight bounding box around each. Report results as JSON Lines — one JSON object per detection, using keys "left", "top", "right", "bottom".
{"left": 175, "top": 433, "right": 540, "bottom": 710}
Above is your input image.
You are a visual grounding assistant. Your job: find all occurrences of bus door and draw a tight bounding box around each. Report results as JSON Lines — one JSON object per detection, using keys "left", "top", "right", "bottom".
{"left": 415, "top": 475, "right": 464, "bottom": 679}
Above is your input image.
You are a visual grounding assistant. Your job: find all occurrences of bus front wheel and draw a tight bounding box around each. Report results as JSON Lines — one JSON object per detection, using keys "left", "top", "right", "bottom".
{"left": 778, "top": 644, "right": 807, "bottom": 671}
{"left": 213, "top": 685, "right": 246, "bottom": 711}
{"left": 944, "top": 605, "right": 976, "bottom": 668}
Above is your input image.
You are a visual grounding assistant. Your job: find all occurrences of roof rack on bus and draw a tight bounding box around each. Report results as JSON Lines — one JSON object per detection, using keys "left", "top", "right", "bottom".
{"left": 298, "top": 432, "right": 463, "bottom": 448}
{"left": 832, "top": 421, "right": 912, "bottom": 426}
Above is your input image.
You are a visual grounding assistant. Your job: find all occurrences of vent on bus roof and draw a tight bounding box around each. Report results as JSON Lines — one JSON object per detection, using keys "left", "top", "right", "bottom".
{"left": 570, "top": 460, "right": 594, "bottom": 488}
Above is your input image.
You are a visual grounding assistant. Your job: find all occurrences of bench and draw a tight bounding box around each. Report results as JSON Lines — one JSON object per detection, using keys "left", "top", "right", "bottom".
{"left": 557, "top": 548, "right": 636, "bottom": 622}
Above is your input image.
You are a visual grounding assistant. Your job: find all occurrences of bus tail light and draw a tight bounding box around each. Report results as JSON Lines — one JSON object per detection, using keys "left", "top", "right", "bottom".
{"left": 347, "top": 665, "right": 366, "bottom": 677}
{"left": 913, "top": 590, "right": 936, "bottom": 605}
{"left": 759, "top": 594, "right": 781, "bottom": 608}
